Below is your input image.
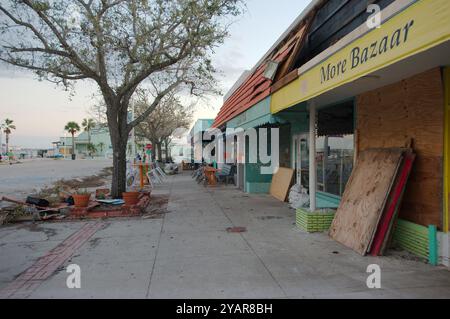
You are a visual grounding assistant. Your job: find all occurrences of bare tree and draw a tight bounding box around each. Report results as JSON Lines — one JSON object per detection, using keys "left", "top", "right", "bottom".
{"left": 87, "top": 98, "right": 108, "bottom": 126}
{"left": 135, "top": 94, "right": 193, "bottom": 162}
{"left": 0, "top": 0, "right": 242, "bottom": 197}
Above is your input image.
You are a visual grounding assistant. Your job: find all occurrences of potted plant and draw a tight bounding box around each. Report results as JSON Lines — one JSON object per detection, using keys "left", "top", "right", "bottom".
{"left": 122, "top": 190, "right": 140, "bottom": 206}
{"left": 73, "top": 189, "right": 91, "bottom": 207}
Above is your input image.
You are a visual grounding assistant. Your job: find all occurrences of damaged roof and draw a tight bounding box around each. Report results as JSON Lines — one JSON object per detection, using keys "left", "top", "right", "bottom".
{"left": 213, "top": 22, "right": 311, "bottom": 128}
{"left": 212, "top": 0, "right": 325, "bottom": 128}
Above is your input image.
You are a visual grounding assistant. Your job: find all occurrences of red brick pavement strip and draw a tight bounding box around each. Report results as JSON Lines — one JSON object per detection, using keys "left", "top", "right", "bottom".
{"left": 0, "top": 221, "right": 105, "bottom": 299}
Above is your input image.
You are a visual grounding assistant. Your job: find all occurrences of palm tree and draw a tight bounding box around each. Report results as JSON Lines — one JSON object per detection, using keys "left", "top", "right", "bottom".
{"left": 82, "top": 118, "right": 95, "bottom": 144}
{"left": 97, "top": 142, "right": 105, "bottom": 154}
{"left": 87, "top": 143, "right": 97, "bottom": 156}
{"left": 82, "top": 118, "right": 96, "bottom": 157}
{"left": 2, "top": 118, "right": 16, "bottom": 154}
{"left": 64, "top": 121, "right": 80, "bottom": 157}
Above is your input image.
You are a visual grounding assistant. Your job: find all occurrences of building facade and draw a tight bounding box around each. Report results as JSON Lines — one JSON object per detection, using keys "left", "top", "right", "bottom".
{"left": 59, "top": 125, "right": 132, "bottom": 159}
{"left": 213, "top": 0, "right": 450, "bottom": 267}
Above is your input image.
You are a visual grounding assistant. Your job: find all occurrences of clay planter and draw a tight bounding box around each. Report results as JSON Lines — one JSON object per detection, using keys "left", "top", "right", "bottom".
{"left": 122, "top": 192, "right": 140, "bottom": 206}
{"left": 73, "top": 194, "right": 91, "bottom": 208}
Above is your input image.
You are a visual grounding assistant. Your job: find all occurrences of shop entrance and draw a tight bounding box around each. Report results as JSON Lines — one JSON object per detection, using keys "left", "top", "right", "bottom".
{"left": 292, "top": 134, "right": 309, "bottom": 189}
{"left": 316, "top": 100, "right": 355, "bottom": 197}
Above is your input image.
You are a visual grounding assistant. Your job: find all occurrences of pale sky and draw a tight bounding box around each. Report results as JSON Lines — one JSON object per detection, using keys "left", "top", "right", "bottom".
{"left": 0, "top": 0, "right": 310, "bottom": 149}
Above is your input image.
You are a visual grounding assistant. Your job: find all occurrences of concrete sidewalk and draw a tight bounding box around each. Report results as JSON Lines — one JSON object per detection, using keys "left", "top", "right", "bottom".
{"left": 1, "top": 172, "right": 449, "bottom": 298}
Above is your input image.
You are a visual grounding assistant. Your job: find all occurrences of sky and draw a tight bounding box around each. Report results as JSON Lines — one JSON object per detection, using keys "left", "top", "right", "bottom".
{"left": 0, "top": 0, "right": 311, "bottom": 149}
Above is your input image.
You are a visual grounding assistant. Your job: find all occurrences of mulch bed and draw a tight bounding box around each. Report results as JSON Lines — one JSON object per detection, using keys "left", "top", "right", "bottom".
{"left": 68, "top": 193, "right": 170, "bottom": 220}
{"left": 69, "top": 192, "right": 151, "bottom": 219}
{"left": 0, "top": 192, "right": 170, "bottom": 224}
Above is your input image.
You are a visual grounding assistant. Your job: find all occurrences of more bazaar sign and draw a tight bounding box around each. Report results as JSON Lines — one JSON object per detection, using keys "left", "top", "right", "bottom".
{"left": 320, "top": 20, "right": 414, "bottom": 84}
{"left": 271, "top": 0, "right": 450, "bottom": 113}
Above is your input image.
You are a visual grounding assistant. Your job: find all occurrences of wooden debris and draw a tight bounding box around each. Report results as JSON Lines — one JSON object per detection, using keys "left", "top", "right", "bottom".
{"left": 269, "top": 167, "right": 295, "bottom": 202}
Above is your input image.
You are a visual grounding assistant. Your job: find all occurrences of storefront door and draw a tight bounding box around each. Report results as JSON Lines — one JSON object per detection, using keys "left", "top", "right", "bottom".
{"left": 292, "top": 133, "right": 309, "bottom": 188}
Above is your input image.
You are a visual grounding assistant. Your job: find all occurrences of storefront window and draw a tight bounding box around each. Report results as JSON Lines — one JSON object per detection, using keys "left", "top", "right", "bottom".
{"left": 316, "top": 135, "right": 354, "bottom": 196}
{"left": 315, "top": 100, "right": 355, "bottom": 197}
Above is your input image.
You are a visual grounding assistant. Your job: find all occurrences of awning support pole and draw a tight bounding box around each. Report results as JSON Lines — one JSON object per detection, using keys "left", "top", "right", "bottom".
{"left": 309, "top": 101, "right": 317, "bottom": 212}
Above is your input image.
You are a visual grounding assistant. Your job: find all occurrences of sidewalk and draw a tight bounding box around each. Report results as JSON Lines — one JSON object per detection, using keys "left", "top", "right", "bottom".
{"left": 0, "top": 172, "right": 449, "bottom": 298}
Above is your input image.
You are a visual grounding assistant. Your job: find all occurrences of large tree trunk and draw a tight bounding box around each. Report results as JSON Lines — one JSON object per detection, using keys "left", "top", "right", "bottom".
{"left": 150, "top": 140, "right": 156, "bottom": 162}
{"left": 111, "top": 140, "right": 127, "bottom": 198}
{"left": 164, "top": 139, "right": 169, "bottom": 162}
{"left": 107, "top": 101, "right": 131, "bottom": 198}
{"left": 156, "top": 142, "right": 162, "bottom": 161}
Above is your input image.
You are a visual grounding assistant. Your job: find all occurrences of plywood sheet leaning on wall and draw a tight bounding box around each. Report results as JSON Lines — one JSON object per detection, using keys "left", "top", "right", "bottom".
{"left": 329, "top": 148, "right": 404, "bottom": 255}
{"left": 270, "top": 167, "right": 295, "bottom": 202}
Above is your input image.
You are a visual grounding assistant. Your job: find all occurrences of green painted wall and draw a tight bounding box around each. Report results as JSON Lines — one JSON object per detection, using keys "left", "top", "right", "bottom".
{"left": 228, "top": 98, "right": 272, "bottom": 129}
{"left": 245, "top": 182, "right": 271, "bottom": 193}
{"left": 245, "top": 128, "right": 273, "bottom": 180}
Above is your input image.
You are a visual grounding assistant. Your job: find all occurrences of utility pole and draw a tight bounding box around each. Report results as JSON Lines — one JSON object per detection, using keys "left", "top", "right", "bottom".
{"left": 63, "top": 132, "right": 67, "bottom": 160}
{"left": 309, "top": 100, "right": 317, "bottom": 212}
{"left": 0, "top": 121, "right": 4, "bottom": 155}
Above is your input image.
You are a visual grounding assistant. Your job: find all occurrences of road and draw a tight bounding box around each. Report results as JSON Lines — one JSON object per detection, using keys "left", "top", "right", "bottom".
{"left": 0, "top": 158, "right": 112, "bottom": 199}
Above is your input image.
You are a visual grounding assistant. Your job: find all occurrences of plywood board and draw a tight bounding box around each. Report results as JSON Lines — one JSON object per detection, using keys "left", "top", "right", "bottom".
{"left": 370, "top": 151, "right": 416, "bottom": 256}
{"left": 270, "top": 167, "right": 295, "bottom": 202}
{"left": 366, "top": 153, "right": 403, "bottom": 254}
{"left": 380, "top": 152, "right": 416, "bottom": 255}
{"left": 356, "top": 67, "right": 444, "bottom": 228}
{"left": 329, "top": 148, "right": 404, "bottom": 255}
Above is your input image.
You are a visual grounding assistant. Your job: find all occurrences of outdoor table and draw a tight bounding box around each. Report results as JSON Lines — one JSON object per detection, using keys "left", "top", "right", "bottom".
{"left": 204, "top": 166, "right": 218, "bottom": 186}
{"left": 132, "top": 162, "right": 150, "bottom": 190}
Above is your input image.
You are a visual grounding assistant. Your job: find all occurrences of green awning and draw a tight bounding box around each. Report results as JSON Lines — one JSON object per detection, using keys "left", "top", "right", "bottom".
{"left": 237, "top": 113, "right": 275, "bottom": 130}
{"left": 227, "top": 97, "right": 282, "bottom": 130}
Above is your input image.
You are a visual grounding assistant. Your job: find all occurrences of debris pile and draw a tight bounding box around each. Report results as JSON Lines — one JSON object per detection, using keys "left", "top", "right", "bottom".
{"left": 0, "top": 166, "right": 155, "bottom": 224}
{"left": 288, "top": 184, "right": 310, "bottom": 209}
{"left": 0, "top": 196, "right": 70, "bottom": 224}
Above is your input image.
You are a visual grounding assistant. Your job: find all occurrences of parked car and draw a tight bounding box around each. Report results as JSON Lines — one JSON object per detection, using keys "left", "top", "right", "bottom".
{"left": 48, "top": 154, "right": 64, "bottom": 159}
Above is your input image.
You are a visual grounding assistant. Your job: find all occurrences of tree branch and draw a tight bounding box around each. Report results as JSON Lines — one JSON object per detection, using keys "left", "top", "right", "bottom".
{"left": 127, "top": 80, "right": 181, "bottom": 130}
{"left": 0, "top": 5, "right": 51, "bottom": 49}
{"left": 22, "top": 0, "right": 98, "bottom": 79}
{"left": 5, "top": 46, "right": 71, "bottom": 58}
{"left": 0, "top": 57, "right": 88, "bottom": 80}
